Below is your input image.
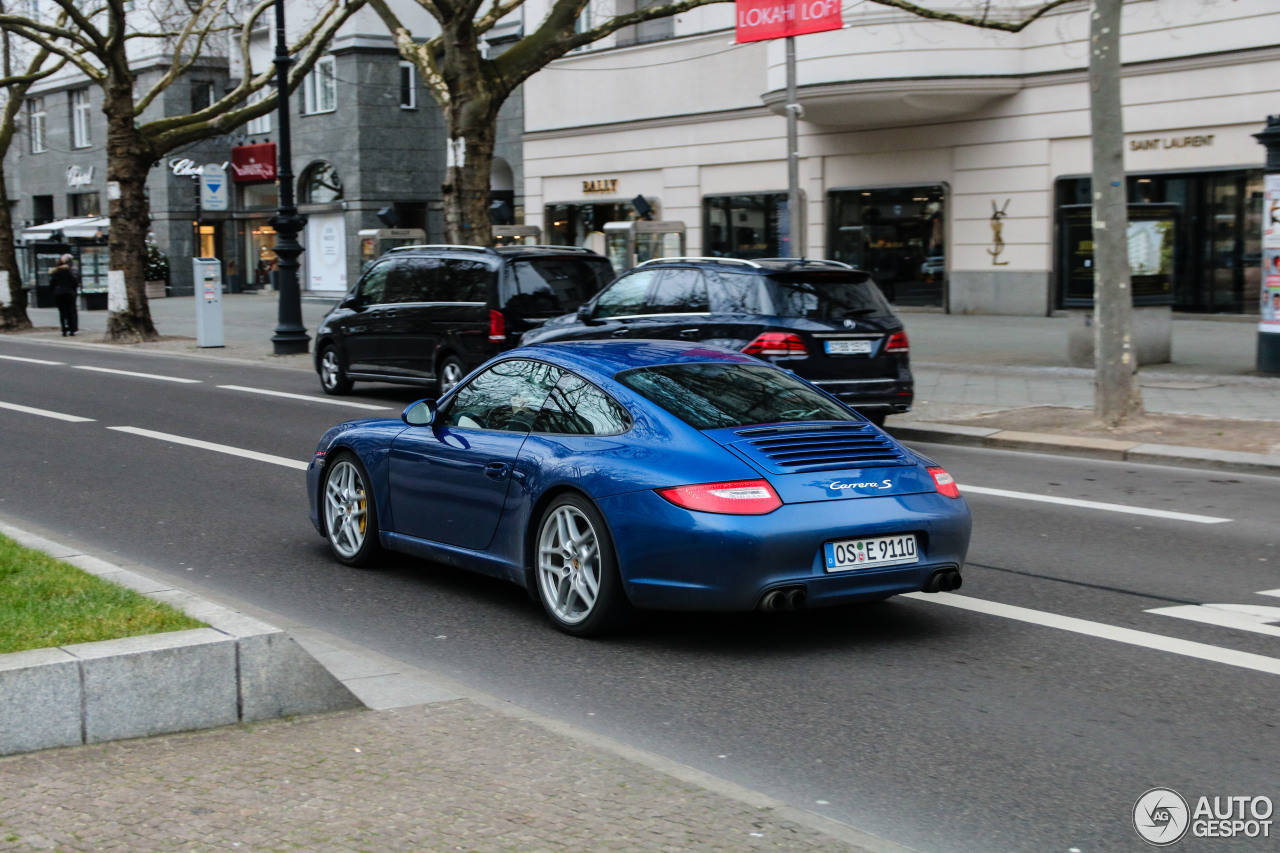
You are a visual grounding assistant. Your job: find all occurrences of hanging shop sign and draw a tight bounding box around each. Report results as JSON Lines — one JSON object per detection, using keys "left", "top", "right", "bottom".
{"left": 231, "top": 143, "right": 277, "bottom": 183}
{"left": 735, "top": 0, "right": 842, "bottom": 43}
{"left": 170, "top": 158, "right": 230, "bottom": 177}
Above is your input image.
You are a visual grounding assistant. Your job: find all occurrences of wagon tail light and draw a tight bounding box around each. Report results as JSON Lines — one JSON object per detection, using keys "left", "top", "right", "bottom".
{"left": 884, "top": 331, "right": 909, "bottom": 353}
{"left": 656, "top": 479, "right": 783, "bottom": 515}
{"left": 488, "top": 309, "right": 507, "bottom": 342}
{"left": 742, "top": 332, "right": 807, "bottom": 357}
{"left": 928, "top": 466, "right": 961, "bottom": 499}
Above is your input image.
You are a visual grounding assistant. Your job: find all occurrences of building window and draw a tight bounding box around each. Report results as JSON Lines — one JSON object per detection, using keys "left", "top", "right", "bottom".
{"left": 703, "top": 194, "right": 785, "bottom": 260}
{"left": 245, "top": 89, "right": 272, "bottom": 135}
{"left": 399, "top": 62, "right": 416, "bottom": 109}
{"left": 299, "top": 161, "right": 344, "bottom": 204}
{"left": 27, "top": 97, "right": 46, "bottom": 153}
{"left": 827, "top": 185, "right": 947, "bottom": 307}
{"left": 33, "top": 195, "right": 54, "bottom": 224}
{"left": 68, "top": 192, "right": 101, "bottom": 217}
{"left": 302, "top": 56, "right": 336, "bottom": 114}
{"left": 191, "top": 80, "right": 215, "bottom": 113}
{"left": 71, "top": 88, "right": 91, "bottom": 148}
{"left": 614, "top": 0, "right": 673, "bottom": 47}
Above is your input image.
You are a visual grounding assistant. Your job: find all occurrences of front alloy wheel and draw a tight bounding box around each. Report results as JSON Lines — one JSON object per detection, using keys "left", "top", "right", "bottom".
{"left": 319, "top": 345, "right": 353, "bottom": 395}
{"left": 535, "top": 495, "right": 630, "bottom": 636}
{"left": 323, "top": 454, "right": 381, "bottom": 566}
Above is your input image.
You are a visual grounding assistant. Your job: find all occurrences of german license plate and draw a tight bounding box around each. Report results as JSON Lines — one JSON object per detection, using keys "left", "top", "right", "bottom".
{"left": 824, "top": 534, "right": 918, "bottom": 572}
{"left": 824, "top": 340, "right": 873, "bottom": 355}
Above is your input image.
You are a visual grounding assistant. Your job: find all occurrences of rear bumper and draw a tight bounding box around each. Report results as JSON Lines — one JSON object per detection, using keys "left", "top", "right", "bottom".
{"left": 597, "top": 489, "right": 970, "bottom": 612}
{"left": 810, "top": 378, "right": 913, "bottom": 413}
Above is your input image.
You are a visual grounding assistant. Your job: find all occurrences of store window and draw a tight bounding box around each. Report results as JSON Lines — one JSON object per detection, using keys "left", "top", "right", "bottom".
{"left": 70, "top": 88, "right": 91, "bottom": 148}
{"left": 68, "top": 192, "right": 100, "bottom": 217}
{"left": 1055, "top": 170, "right": 1264, "bottom": 314}
{"left": 27, "top": 97, "right": 46, "bottom": 154}
{"left": 299, "top": 161, "right": 344, "bottom": 204}
{"left": 827, "top": 186, "right": 946, "bottom": 307}
{"left": 303, "top": 57, "right": 336, "bottom": 114}
{"left": 703, "top": 194, "right": 785, "bottom": 260}
{"left": 546, "top": 201, "right": 638, "bottom": 247}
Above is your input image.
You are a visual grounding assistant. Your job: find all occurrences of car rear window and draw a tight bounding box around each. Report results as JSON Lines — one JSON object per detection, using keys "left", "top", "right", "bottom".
{"left": 383, "top": 257, "right": 495, "bottom": 303}
{"left": 615, "top": 363, "right": 854, "bottom": 430}
{"left": 759, "top": 272, "right": 892, "bottom": 320}
{"left": 507, "top": 257, "right": 614, "bottom": 318}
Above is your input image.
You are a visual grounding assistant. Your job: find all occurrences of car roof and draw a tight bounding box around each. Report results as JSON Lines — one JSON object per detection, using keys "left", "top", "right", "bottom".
{"left": 383, "top": 244, "right": 607, "bottom": 261}
{"left": 635, "top": 257, "right": 869, "bottom": 276}
{"left": 505, "top": 339, "right": 760, "bottom": 381}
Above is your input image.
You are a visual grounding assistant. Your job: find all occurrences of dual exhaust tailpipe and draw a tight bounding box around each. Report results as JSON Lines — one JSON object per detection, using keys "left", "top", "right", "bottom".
{"left": 759, "top": 586, "right": 808, "bottom": 612}
{"left": 922, "top": 569, "right": 963, "bottom": 593}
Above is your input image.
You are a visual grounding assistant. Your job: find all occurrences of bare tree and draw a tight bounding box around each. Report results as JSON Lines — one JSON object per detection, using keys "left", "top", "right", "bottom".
{"left": 0, "top": 10, "right": 65, "bottom": 330}
{"left": 0, "top": 0, "right": 364, "bottom": 341}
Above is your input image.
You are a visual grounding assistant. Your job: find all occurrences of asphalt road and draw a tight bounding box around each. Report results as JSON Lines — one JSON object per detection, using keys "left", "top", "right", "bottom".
{"left": 2, "top": 335, "right": 1278, "bottom": 853}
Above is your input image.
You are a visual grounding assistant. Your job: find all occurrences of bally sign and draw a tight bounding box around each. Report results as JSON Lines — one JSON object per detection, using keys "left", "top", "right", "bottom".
{"left": 230, "top": 142, "right": 277, "bottom": 183}
{"left": 735, "top": 0, "right": 841, "bottom": 43}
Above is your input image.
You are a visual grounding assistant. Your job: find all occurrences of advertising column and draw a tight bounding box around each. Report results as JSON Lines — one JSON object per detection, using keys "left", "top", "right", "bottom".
{"left": 1256, "top": 116, "right": 1280, "bottom": 375}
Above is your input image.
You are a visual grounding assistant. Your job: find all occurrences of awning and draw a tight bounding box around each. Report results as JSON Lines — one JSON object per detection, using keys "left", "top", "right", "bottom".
{"left": 19, "top": 216, "right": 109, "bottom": 241}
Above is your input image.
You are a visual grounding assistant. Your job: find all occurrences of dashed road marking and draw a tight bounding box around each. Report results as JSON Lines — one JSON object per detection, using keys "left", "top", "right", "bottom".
{"left": 0, "top": 400, "right": 95, "bottom": 422}
{"left": 218, "top": 385, "right": 391, "bottom": 410}
{"left": 907, "top": 591, "right": 1280, "bottom": 677}
{"left": 958, "top": 484, "right": 1231, "bottom": 524}
{"left": 1148, "top": 604, "right": 1280, "bottom": 639}
{"left": 74, "top": 366, "right": 201, "bottom": 383}
{"left": 109, "top": 426, "right": 308, "bottom": 470}
{"left": 0, "top": 354, "right": 63, "bottom": 365}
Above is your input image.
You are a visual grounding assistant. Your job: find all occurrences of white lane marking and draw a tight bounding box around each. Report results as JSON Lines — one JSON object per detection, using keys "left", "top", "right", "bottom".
{"left": 906, "top": 592, "right": 1280, "bottom": 677}
{"left": 1148, "top": 604, "right": 1280, "bottom": 639}
{"left": 0, "top": 354, "right": 63, "bottom": 365}
{"left": 109, "top": 426, "right": 308, "bottom": 470}
{"left": 74, "top": 366, "right": 201, "bottom": 384}
{"left": 1259, "top": 589, "right": 1280, "bottom": 599}
{"left": 0, "top": 400, "right": 95, "bottom": 423}
{"left": 218, "top": 385, "right": 391, "bottom": 411}
{"left": 958, "top": 484, "right": 1230, "bottom": 525}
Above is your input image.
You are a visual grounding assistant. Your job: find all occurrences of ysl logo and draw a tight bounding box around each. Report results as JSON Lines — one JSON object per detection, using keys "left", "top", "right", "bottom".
{"left": 988, "top": 199, "right": 1010, "bottom": 266}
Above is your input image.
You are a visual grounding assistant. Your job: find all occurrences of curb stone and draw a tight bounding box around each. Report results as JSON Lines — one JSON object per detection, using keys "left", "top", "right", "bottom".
{"left": 0, "top": 521, "right": 362, "bottom": 756}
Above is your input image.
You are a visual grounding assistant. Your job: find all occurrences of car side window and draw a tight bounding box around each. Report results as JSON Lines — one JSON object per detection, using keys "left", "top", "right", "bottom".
{"left": 594, "top": 270, "right": 658, "bottom": 318}
{"left": 533, "top": 373, "right": 631, "bottom": 437}
{"left": 358, "top": 263, "right": 391, "bottom": 305}
{"left": 443, "top": 359, "right": 563, "bottom": 433}
{"left": 706, "top": 270, "right": 762, "bottom": 314}
{"left": 436, "top": 258, "right": 493, "bottom": 302}
{"left": 647, "top": 269, "right": 709, "bottom": 314}
{"left": 383, "top": 258, "right": 434, "bottom": 304}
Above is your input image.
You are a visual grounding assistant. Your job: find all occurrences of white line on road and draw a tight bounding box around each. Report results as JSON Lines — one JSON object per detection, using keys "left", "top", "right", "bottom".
{"left": 74, "top": 366, "right": 201, "bottom": 384}
{"left": 0, "top": 400, "right": 95, "bottom": 422}
{"left": 907, "top": 592, "right": 1280, "bottom": 677}
{"left": 958, "top": 484, "right": 1231, "bottom": 525}
{"left": 1148, "top": 604, "right": 1280, "bottom": 639}
{"left": 108, "top": 426, "right": 308, "bottom": 470}
{"left": 0, "top": 354, "right": 64, "bottom": 365}
{"left": 218, "top": 385, "right": 391, "bottom": 411}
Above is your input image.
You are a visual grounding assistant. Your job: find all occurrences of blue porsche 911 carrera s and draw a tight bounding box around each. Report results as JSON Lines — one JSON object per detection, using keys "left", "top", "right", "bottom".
{"left": 307, "top": 340, "right": 970, "bottom": 636}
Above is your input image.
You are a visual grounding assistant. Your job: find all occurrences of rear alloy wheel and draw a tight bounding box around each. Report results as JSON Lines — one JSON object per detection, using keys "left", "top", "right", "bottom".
{"left": 535, "top": 494, "right": 630, "bottom": 636}
{"left": 322, "top": 453, "right": 382, "bottom": 567}
{"left": 318, "top": 345, "right": 353, "bottom": 395}
{"left": 438, "top": 354, "right": 466, "bottom": 395}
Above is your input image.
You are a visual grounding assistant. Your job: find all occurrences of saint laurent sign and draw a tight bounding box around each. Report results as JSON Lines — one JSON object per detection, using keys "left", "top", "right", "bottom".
{"left": 582, "top": 178, "right": 618, "bottom": 195}
{"left": 1129, "top": 135, "right": 1214, "bottom": 152}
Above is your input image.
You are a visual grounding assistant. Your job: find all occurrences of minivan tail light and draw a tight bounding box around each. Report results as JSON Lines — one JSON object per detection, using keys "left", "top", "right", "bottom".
{"left": 742, "top": 332, "right": 807, "bottom": 357}
{"left": 927, "top": 467, "right": 961, "bottom": 499}
{"left": 885, "top": 331, "right": 909, "bottom": 353}
{"left": 656, "top": 479, "right": 783, "bottom": 515}
{"left": 488, "top": 309, "right": 507, "bottom": 342}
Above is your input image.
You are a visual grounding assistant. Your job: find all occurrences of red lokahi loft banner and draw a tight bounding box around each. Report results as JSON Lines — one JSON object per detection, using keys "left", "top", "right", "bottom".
{"left": 735, "top": 0, "right": 842, "bottom": 43}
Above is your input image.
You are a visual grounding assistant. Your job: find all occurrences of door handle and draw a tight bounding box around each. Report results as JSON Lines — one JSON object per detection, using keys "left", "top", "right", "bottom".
{"left": 678, "top": 328, "right": 701, "bottom": 338}
{"left": 611, "top": 328, "right": 631, "bottom": 337}
{"left": 483, "top": 461, "right": 510, "bottom": 480}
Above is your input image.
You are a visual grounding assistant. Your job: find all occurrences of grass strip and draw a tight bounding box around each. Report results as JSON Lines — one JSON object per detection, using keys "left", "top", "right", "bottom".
{"left": 0, "top": 533, "right": 204, "bottom": 654}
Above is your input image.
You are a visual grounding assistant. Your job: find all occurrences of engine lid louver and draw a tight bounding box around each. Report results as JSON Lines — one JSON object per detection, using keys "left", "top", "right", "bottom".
{"left": 727, "top": 422, "right": 909, "bottom": 474}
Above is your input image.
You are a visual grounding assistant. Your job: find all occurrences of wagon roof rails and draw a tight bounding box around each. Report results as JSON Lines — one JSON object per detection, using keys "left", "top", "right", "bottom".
{"left": 386, "top": 244, "right": 494, "bottom": 253}
{"left": 636, "top": 256, "right": 763, "bottom": 268}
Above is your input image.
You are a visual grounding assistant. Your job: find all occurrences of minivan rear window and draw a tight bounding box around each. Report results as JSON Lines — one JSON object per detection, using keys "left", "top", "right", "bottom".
{"left": 761, "top": 272, "right": 891, "bottom": 320}
{"left": 616, "top": 362, "right": 854, "bottom": 430}
{"left": 508, "top": 257, "right": 614, "bottom": 318}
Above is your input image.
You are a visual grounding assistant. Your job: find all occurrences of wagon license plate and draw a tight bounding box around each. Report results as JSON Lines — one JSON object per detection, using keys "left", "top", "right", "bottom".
{"left": 824, "top": 339, "right": 873, "bottom": 355}
{"left": 824, "top": 534, "right": 918, "bottom": 572}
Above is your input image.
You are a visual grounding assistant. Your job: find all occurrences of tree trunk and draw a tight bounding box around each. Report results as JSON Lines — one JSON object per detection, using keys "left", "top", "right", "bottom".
{"left": 443, "top": 114, "right": 498, "bottom": 246}
{"left": 1089, "top": 0, "right": 1142, "bottom": 425}
{"left": 103, "top": 77, "right": 159, "bottom": 342}
{"left": 0, "top": 160, "right": 32, "bottom": 330}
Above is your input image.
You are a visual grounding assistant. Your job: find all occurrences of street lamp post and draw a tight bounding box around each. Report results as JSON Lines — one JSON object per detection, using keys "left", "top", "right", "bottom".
{"left": 269, "top": 0, "right": 310, "bottom": 355}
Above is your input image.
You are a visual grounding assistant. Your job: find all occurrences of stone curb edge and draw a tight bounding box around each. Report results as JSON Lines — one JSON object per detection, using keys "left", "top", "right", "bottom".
{"left": 887, "top": 422, "right": 1280, "bottom": 476}
{"left": 0, "top": 521, "right": 363, "bottom": 757}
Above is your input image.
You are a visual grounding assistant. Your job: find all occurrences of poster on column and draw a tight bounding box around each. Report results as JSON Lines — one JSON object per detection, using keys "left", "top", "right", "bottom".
{"left": 1263, "top": 174, "right": 1280, "bottom": 334}
{"left": 735, "top": 0, "right": 842, "bottom": 43}
{"left": 305, "top": 213, "right": 348, "bottom": 294}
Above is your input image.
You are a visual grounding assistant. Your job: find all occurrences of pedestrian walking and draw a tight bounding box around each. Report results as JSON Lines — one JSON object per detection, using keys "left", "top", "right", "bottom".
{"left": 50, "top": 253, "right": 81, "bottom": 336}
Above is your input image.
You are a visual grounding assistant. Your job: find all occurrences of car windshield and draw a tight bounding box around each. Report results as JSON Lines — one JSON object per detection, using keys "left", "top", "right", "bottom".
{"left": 760, "top": 272, "right": 891, "bottom": 320}
{"left": 615, "top": 362, "right": 855, "bottom": 430}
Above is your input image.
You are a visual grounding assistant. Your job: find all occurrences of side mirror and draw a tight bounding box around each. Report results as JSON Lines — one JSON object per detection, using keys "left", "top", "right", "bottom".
{"left": 402, "top": 398, "right": 437, "bottom": 427}
{"left": 340, "top": 293, "right": 361, "bottom": 310}
{"left": 577, "top": 303, "right": 598, "bottom": 325}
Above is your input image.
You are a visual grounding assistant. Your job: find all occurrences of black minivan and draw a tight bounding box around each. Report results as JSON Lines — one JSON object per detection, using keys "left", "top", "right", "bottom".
{"left": 521, "top": 256, "right": 912, "bottom": 424}
{"left": 315, "top": 244, "right": 614, "bottom": 395}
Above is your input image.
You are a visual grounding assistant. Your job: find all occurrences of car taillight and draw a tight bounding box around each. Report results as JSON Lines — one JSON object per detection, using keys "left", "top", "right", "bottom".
{"left": 884, "top": 330, "right": 909, "bottom": 353}
{"left": 656, "top": 479, "right": 783, "bottom": 515}
{"left": 742, "top": 332, "right": 807, "bottom": 357}
{"left": 488, "top": 309, "right": 507, "bottom": 342}
{"left": 928, "top": 467, "right": 961, "bottom": 499}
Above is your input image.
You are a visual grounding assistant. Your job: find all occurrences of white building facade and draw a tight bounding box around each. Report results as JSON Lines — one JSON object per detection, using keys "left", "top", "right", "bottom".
{"left": 520, "top": 0, "right": 1280, "bottom": 315}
